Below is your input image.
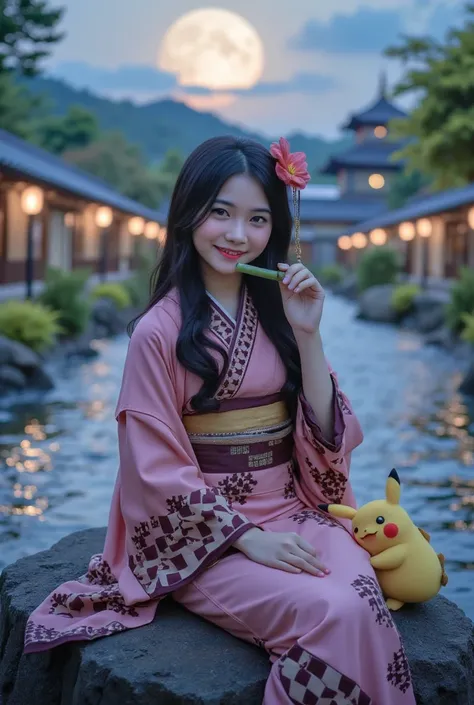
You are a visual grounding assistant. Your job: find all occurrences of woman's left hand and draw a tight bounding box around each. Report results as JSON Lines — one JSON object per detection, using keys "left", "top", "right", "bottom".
{"left": 278, "top": 262, "right": 325, "bottom": 335}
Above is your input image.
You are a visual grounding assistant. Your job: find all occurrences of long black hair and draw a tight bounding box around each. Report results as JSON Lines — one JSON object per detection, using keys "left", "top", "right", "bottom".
{"left": 129, "top": 136, "right": 302, "bottom": 416}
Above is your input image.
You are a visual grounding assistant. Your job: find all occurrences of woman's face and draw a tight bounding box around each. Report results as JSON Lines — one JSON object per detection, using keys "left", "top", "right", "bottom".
{"left": 192, "top": 173, "right": 273, "bottom": 281}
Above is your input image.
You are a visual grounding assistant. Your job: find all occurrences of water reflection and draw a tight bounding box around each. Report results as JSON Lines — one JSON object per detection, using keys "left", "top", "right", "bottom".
{"left": 0, "top": 295, "right": 473, "bottom": 619}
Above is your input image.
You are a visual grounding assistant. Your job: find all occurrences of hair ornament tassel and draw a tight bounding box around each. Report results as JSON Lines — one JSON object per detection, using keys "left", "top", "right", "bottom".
{"left": 269, "top": 137, "right": 311, "bottom": 263}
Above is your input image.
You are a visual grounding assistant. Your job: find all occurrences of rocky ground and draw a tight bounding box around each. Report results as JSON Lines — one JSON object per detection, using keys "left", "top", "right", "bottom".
{"left": 1, "top": 528, "right": 473, "bottom": 705}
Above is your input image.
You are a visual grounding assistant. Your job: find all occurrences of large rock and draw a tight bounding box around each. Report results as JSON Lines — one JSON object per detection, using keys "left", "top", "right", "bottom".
{"left": 412, "top": 291, "right": 450, "bottom": 334}
{"left": 1, "top": 528, "right": 473, "bottom": 705}
{"left": 357, "top": 284, "right": 398, "bottom": 323}
{"left": 91, "top": 298, "right": 126, "bottom": 337}
{"left": 0, "top": 364, "right": 27, "bottom": 390}
{"left": 459, "top": 360, "right": 474, "bottom": 396}
{"left": 0, "top": 336, "right": 41, "bottom": 369}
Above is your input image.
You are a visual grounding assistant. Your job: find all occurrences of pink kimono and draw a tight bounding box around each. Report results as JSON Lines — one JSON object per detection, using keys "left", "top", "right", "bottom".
{"left": 24, "top": 287, "right": 416, "bottom": 705}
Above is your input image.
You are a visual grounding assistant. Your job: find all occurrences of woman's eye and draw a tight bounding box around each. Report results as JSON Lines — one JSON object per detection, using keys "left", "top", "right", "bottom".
{"left": 252, "top": 215, "right": 267, "bottom": 224}
{"left": 212, "top": 208, "right": 229, "bottom": 217}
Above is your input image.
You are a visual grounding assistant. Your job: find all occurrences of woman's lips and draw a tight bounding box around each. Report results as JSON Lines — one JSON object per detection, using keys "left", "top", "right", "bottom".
{"left": 215, "top": 247, "right": 246, "bottom": 260}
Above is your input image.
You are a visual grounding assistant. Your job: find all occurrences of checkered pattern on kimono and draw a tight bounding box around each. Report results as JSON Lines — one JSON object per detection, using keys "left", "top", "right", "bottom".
{"left": 216, "top": 292, "right": 257, "bottom": 400}
{"left": 278, "top": 644, "right": 372, "bottom": 705}
{"left": 129, "top": 487, "right": 251, "bottom": 597}
{"left": 210, "top": 309, "right": 233, "bottom": 347}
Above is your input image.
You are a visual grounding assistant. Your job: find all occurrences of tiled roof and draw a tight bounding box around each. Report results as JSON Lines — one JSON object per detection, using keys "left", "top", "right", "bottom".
{"left": 0, "top": 128, "right": 164, "bottom": 221}
{"left": 300, "top": 196, "right": 387, "bottom": 223}
{"left": 320, "top": 140, "right": 405, "bottom": 174}
{"left": 345, "top": 182, "right": 474, "bottom": 235}
{"left": 343, "top": 96, "right": 407, "bottom": 131}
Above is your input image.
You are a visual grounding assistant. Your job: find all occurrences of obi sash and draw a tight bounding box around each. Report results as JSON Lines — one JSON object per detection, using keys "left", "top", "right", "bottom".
{"left": 183, "top": 397, "right": 294, "bottom": 473}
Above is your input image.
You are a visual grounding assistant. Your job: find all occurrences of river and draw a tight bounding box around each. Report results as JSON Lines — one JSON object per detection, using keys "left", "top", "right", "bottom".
{"left": 0, "top": 293, "right": 473, "bottom": 618}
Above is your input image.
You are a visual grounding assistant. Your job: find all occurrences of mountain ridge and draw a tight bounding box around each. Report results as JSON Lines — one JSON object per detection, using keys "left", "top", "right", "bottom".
{"left": 23, "top": 75, "right": 353, "bottom": 178}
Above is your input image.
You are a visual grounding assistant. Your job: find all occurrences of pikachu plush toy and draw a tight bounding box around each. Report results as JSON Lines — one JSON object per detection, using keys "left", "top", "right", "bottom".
{"left": 319, "top": 469, "right": 448, "bottom": 611}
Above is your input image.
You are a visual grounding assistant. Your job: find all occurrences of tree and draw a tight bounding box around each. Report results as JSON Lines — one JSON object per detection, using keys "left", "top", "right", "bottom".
{"left": 34, "top": 105, "right": 99, "bottom": 154}
{"left": 0, "top": 72, "right": 38, "bottom": 137}
{"left": 385, "top": 3, "right": 474, "bottom": 189}
{"left": 388, "top": 169, "right": 432, "bottom": 209}
{"left": 63, "top": 132, "right": 162, "bottom": 209}
{"left": 0, "top": 0, "right": 64, "bottom": 76}
{"left": 150, "top": 148, "right": 185, "bottom": 201}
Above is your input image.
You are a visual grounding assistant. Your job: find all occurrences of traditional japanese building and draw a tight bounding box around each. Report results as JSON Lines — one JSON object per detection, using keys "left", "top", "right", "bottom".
{"left": 0, "top": 128, "right": 167, "bottom": 297}
{"left": 298, "top": 75, "right": 408, "bottom": 266}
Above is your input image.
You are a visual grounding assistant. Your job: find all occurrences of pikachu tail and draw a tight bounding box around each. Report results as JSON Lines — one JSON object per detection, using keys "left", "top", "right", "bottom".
{"left": 438, "top": 553, "right": 449, "bottom": 587}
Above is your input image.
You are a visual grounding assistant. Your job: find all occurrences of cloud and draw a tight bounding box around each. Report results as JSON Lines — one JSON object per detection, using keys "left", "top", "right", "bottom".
{"left": 50, "top": 61, "right": 177, "bottom": 93}
{"left": 289, "top": 6, "right": 405, "bottom": 54}
{"left": 186, "top": 72, "right": 336, "bottom": 96}
{"left": 50, "top": 61, "right": 335, "bottom": 99}
{"left": 242, "top": 72, "right": 335, "bottom": 95}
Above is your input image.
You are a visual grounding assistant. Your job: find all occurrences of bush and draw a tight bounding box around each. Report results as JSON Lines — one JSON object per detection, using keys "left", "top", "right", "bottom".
{"left": 0, "top": 300, "right": 62, "bottom": 352}
{"left": 356, "top": 246, "right": 401, "bottom": 292}
{"left": 316, "top": 264, "right": 345, "bottom": 287}
{"left": 391, "top": 283, "right": 421, "bottom": 315}
{"left": 90, "top": 282, "right": 131, "bottom": 310}
{"left": 123, "top": 250, "right": 157, "bottom": 308}
{"left": 460, "top": 312, "right": 474, "bottom": 345}
{"left": 38, "top": 267, "right": 91, "bottom": 337}
{"left": 445, "top": 267, "right": 474, "bottom": 333}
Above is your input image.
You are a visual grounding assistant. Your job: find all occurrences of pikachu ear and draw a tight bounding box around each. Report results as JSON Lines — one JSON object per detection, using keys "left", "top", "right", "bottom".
{"left": 318, "top": 503, "right": 357, "bottom": 520}
{"left": 386, "top": 469, "right": 401, "bottom": 505}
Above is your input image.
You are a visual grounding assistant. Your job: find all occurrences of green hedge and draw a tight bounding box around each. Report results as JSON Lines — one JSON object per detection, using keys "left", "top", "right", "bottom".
{"left": 0, "top": 300, "right": 62, "bottom": 352}
{"left": 90, "top": 282, "right": 131, "bottom": 310}
{"left": 356, "top": 246, "right": 401, "bottom": 292}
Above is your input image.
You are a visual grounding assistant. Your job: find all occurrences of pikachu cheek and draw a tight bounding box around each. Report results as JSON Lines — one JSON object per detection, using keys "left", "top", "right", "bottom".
{"left": 383, "top": 523, "right": 399, "bottom": 539}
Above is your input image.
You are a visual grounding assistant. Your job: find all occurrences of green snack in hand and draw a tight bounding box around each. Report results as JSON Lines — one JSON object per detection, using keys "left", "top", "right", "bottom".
{"left": 235, "top": 263, "right": 285, "bottom": 281}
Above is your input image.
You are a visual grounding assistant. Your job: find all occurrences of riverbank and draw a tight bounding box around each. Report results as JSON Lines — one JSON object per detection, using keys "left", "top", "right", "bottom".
{"left": 328, "top": 272, "right": 474, "bottom": 396}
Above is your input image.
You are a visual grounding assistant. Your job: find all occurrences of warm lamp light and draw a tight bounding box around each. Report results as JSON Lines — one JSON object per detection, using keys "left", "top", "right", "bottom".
{"left": 368, "top": 174, "right": 385, "bottom": 189}
{"left": 144, "top": 222, "right": 160, "bottom": 239}
{"left": 338, "top": 235, "right": 352, "bottom": 251}
{"left": 352, "top": 232, "right": 368, "bottom": 249}
{"left": 417, "top": 218, "right": 432, "bottom": 237}
{"left": 369, "top": 228, "right": 387, "bottom": 246}
{"left": 374, "top": 126, "right": 387, "bottom": 139}
{"left": 468, "top": 207, "right": 474, "bottom": 230}
{"left": 399, "top": 221, "right": 415, "bottom": 241}
{"left": 129, "top": 216, "right": 145, "bottom": 236}
{"left": 95, "top": 206, "right": 113, "bottom": 228}
{"left": 21, "top": 186, "right": 44, "bottom": 216}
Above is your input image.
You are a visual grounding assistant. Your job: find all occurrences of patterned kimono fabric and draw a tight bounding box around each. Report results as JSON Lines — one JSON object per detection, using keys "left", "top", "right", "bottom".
{"left": 24, "top": 287, "right": 416, "bottom": 705}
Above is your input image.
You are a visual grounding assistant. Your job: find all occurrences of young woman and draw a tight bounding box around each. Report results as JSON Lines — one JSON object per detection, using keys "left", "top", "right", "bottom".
{"left": 24, "top": 136, "right": 416, "bottom": 705}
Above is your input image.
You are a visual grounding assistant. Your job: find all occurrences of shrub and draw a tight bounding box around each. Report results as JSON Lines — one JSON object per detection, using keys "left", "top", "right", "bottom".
{"left": 460, "top": 312, "right": 474, "bottom": 345}
{"left": 38, "top": 267, "right": 91, "bottom": 337}
{"left": 391, "top": 283, "right": 421, "bottom": 315}
{"left": 123, "top": 275, "right": 149, "bottom": 308}
{"left": 317, "top": 264, "right": 345, "bottom": 287}
{"left": 356, "top": 246, "right": 401, "bottom": 292}
{"left": 90, "top": 282, "right": 131, "bottom": 310}
{"left": 445, "top": 267, "right": 474, "bottom": 333}
{"left": 0, "top": 300, "right": 62, "bottom": 352}
{"left": 123, "top": 250, "right": 157, "bottom": 308}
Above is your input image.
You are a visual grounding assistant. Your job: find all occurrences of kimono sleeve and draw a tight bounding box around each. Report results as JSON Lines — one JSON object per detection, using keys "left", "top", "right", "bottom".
{"left": 115, "top": 311, "right": 255, "bottom": 599}
{"left": 293, "top": 362, "right": 363, "bottom": 507}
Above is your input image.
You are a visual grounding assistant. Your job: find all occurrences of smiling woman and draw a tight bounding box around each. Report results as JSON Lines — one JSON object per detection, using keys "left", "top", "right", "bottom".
{"left": 158, "top": 8, "right": 264, "bottom": 91}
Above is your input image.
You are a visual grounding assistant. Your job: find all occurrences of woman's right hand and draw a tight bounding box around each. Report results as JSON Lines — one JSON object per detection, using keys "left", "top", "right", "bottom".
{"left": 234, "top": 527, "right": 329, "bottom": 577}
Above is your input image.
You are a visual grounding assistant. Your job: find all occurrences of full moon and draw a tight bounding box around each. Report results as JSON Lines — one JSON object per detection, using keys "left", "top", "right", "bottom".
{"left": 159, "top": 8, "right": 264, "bottom": 91}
